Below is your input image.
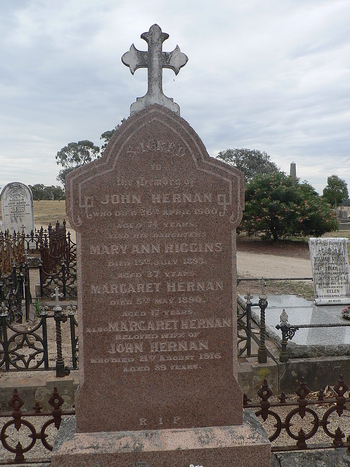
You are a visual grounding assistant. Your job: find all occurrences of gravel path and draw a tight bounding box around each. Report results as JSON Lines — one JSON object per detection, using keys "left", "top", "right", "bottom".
{"left": 237, "top": 251, "right": 312, "bottom": 278}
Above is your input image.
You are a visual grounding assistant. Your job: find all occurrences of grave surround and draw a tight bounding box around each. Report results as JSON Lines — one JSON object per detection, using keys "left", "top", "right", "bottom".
{"left": 1, "top": 182, "right": 34, "bottom": 233}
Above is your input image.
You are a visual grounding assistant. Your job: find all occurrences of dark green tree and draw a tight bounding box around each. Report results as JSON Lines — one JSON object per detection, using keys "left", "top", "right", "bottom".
{"left": 242, "top": 172, "right": 338, "bottom": 241}
{"left": 30, "top": 184, "right": 65, "bottom": 200}
{"left": 100, "top": 119, "right": 127, "bottom": 153}
{"left": 322, "top": 175, "right": 349, "bottom": 208}
{"left": 217, "top": 148, "right": 279, "bottom": 181}
{"left": 100, "top": 129, "right": 116, "bottom": 153}
{"left": 56, "top": 167, "right": 76, "bottom": 187}
{"left": 56, "top": 140, "right": 100, "bottom": 186}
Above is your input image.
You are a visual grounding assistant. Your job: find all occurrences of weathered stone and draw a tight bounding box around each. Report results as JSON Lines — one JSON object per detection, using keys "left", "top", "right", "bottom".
{"left": 65, "top": 104, "right": 245, "bottom": 433}
{"left": 271, "top": 448, "right": 350, "bottom": 467}
{"left": 1, "top": 182, "right": 34, "bottom": 233}
{"left": 122, "top": 24, "right": 188, "bottom": 115}
{"left": 53, "top": 411, "right": 271, "bottom": 467}
{"left": 309, "top": 237, "right": 350, "bottom": 305}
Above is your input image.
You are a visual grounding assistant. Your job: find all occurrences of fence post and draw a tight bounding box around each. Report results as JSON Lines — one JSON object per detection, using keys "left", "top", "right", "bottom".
{"left": 52, "top": 287, "right": 70, "bottom": 377}
{"left": 68, "top": 305, "right": 78, "bottom": 369}
{"left": 41, "top": 308, "right": 49, "bottom": 370}
{"left": 258, "top": 285, "right": 268, "bottom": 364}
{"left": 61, "top": 260, "right": 67, "bottom": 299}
{"left": 244, "top": 291, "right": 252, "bottom": 357}
{"left": 16, "top": 268, "right": 24, "bottom": 323}
{"left": 39, "top": 260, "right": 44, "bottom": 298}
{"left": 24, "top": 262, "right": 31, "bottom": 321}
{"left": 276, "top": 309, "right": 298, "bottom": 363}
{"left": 0, "top": 309, "right": 10, "bottom": 370}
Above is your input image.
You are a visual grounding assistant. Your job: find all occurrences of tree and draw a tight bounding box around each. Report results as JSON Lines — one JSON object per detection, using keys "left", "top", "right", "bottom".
{"left": 322, "top": 175, "right": 349, "bottom": 208}
{"left": 242, "top": 172, "right": 338, "bottom": 241}
{"left": 100, "top": 129, "right": 116, "bottom": 153}
{"left": 30, "top": 184, "right": 65, "bottom": 200}
{"left": 56, "top": 140, "right": 100, "bottom": 186}
{"left": 217, "top": 148, "right": 279, "bottom": 181}
{"left": 100, "top": 119, "right": 127, "bottom": 153}
{"left": 56, "top": 167, "right": 76, "bottom": 187}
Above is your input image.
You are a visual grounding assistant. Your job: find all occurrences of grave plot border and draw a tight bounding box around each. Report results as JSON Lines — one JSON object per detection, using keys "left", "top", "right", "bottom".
{"left": 0, "top": 387, "right": 75, "bottom": 465}
{"left": 244, "top": 374, "right": 350, "bottom": 452}
{"left": 2, "top": 375, "right": 350, "bottom": 464}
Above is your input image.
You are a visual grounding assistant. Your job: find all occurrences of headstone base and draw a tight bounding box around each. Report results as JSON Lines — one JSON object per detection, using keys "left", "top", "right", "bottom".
{"left": 315, "top": 297, "right": 350, "bottom": 306}
{"left": 52, "top": 410, "right": 271, "bottom": 467}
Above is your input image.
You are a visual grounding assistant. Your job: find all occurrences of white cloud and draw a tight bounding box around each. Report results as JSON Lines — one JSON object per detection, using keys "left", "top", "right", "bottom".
{"left": 0, "top": 0, "right": 349, "bottom": 195}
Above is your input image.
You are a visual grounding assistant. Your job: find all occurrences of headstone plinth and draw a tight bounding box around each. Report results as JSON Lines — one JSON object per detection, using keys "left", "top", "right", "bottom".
{"left": 52, "top": 25, "right": 271, "bottom": 467}
{"left": 53, "top": 412, "right": 270, "bottom": 467}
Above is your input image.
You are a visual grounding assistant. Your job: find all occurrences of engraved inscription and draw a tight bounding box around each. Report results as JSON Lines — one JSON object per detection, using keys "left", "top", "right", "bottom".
{"left": 81, "top": 151, "right": 234, "bottom": 378}
{"left": 309, "top": 238, "right": 350, "bottom": 301}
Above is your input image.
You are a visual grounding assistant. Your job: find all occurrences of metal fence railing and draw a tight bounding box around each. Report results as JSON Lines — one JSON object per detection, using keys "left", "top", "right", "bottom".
{"left": 1, "top": 374, "right": 349, "bottom": 464}
{"left": 244, "top": 374, "right": 350, "bottom": 452}
{"left": 0, "top": 294, "right": 78, "bottom": 377}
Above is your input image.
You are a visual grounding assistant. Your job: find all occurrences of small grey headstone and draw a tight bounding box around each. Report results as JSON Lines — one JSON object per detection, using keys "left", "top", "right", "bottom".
{"left": 309, "top": 237, "right": 350, "bottom": 305}
{"left": 1, "top": 182, "right": 35, "bottom": 233}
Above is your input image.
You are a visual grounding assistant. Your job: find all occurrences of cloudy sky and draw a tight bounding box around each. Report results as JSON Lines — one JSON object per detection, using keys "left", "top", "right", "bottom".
{"left": 1, "top": 0, "right": 350, "bottom": 194}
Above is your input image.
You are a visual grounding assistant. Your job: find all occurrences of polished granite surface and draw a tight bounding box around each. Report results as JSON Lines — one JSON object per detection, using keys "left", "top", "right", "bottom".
{"left": 240, "top": 294, "right": 350, "bottom": 347}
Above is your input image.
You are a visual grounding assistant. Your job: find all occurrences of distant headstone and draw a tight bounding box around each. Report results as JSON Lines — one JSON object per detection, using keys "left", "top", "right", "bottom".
{"left": 52, "top": 24, "right": 270, "bottom": 467}
{"left": 1, "top": 182, "right": 35, "bottom": 233}
{"left": 309, "top": 237, "right": 350, "bottom": 305}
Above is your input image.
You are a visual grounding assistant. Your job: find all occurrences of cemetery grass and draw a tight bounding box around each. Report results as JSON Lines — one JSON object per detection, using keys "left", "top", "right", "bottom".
{"left": 0, "top": 200, "right": 68, "bottom": 227}
{"left": 32, "top": 200, "right": 68, "bottom": 226}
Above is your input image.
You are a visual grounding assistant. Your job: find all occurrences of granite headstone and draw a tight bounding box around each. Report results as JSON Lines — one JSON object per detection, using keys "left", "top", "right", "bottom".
{"left": 1, "top": 182, "right": 35, "bottom": 234}
{"left": 52, "top": 24, "right": 271, "bottom": 467}
{"left": 309, "top": 237, "right": 350, "bottom": 305}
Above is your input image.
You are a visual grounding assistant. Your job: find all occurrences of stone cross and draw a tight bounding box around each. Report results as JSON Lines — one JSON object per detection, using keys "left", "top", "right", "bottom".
{"left": 122, "top": 24, "right": 188, "bottom": 115}
{"left": 51, "top": 287, "right": 63, "bottom": 312}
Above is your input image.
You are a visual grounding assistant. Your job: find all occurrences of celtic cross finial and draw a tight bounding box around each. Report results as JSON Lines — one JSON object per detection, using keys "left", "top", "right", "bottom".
{"left": 51, "top": 286, "right": 63, "bottom": 311}
{"left": 122, "top": 24, "right": 188, "bottom": 115}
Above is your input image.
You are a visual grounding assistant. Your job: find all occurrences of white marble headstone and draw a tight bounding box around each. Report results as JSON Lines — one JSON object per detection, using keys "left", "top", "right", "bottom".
{"left": 309, "top": 237, "right": 350, "bottom": 305}
{"left": 1, "top": 182, "right": 35, "bottom": 233}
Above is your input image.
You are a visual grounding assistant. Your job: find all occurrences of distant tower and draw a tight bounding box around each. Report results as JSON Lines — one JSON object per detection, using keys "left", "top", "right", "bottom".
{"left": 290, "top": 162, "right": 296, "bottom": 178}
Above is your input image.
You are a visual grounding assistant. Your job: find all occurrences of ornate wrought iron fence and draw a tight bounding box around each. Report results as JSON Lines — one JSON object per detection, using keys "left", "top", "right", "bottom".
{"left": 0, "top": 302, "right": 78, "bottom": 375}
{"left": 0, "top": 230, "right": 26, "bottom": 275}
{"left": 38, "top": 221, "right": 77, "bottom": 298}
{"left": 0, "top": 263, "right": 31, "bottom": 323}
{"left": 0, "top": 221, "right": 77, "bottom": 300}
{"left": 39, "top": 258, "right": 77, "bottom": 299}
{"left": 237, "top": 293, "right": 253, "bottom": 357}
{"left": 0, "top": 387, "right": 75, "bottom": 465}
{"left": 237, "top": 290, "right": 269, "bottom": 362}
{"left": 237, "top": 277, "right": 314, "bottom": 362}
{"left": 244, "top": 374, "right": 350, "bottom": 452}
{"left": 1, "top": 375, "right": 350, "bottom": 463}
